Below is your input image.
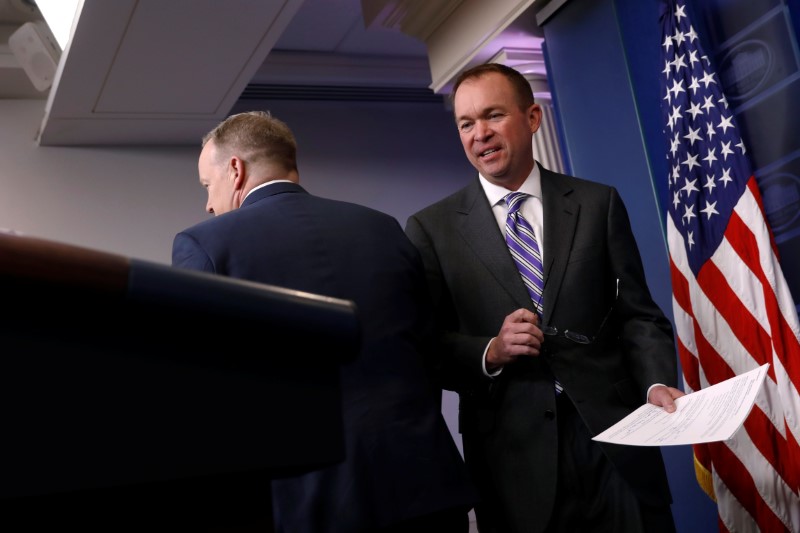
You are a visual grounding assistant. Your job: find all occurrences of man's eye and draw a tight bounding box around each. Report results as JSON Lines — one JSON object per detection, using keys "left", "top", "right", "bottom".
{"left": 459, "top": 122, "right": 473, "bottom": 132}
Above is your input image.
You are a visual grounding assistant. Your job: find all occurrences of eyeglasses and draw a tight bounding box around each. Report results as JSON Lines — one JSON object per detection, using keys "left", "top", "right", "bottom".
{"left": 541, "top": 325, "right": 595, "bottom": 344}
{"left": 541, "top": 279, "right": 617, "bottom": 345}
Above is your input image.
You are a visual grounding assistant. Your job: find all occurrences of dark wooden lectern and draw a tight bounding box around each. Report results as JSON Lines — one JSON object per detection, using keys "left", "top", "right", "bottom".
{"left": 0, "top": 232, "right": 359, "bottom": 531}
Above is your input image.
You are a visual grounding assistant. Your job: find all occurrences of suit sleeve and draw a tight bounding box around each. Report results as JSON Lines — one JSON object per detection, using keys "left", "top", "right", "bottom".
{"left": 172, "top": 232, "right": 215, "bottom": 273}
{"left": 605, "top": 187, "right": 678, "bottom": 393}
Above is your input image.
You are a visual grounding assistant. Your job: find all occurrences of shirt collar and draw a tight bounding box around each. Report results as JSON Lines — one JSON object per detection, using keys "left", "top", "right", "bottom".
{"left": 243, "top": 179, "right": 295, "bottom": 202}
{"left": 479, "top": 163, "right": 542, "bottom": 208}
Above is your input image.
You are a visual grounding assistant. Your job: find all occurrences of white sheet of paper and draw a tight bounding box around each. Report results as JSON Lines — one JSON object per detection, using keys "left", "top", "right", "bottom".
{"left": 592, "top": 363, "right": 769, "bottom": 446}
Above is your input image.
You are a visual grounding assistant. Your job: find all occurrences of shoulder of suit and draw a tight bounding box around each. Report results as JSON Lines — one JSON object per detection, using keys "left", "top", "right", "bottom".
{"left": 544, "top": 169, "right": 615, "bottom": 196}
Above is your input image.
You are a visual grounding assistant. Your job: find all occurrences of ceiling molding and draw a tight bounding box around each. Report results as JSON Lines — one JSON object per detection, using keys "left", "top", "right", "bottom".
{"left": 424, "top": 0, "right": 539, "bottom": 94}
{"left": 239, "top": 83, "right": 443, "bottom": 103}
{"left": 251, "top": 50, "right": 432, "bottom": 88}
{"left": 488, "top": 47, "right": 545, "bottom": 74}
{"left": 363, "top": 0, "right": 542, "bottom": 95}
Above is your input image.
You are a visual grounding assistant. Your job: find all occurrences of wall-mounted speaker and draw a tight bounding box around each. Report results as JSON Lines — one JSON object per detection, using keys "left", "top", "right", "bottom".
{"left": 8, "top": 20, "right": 60, "bottom": 92}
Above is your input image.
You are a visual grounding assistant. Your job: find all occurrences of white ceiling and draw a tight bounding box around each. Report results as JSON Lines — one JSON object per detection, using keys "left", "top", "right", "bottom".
{"left": 0, "top": 0, "right": 543, "bottom": 146}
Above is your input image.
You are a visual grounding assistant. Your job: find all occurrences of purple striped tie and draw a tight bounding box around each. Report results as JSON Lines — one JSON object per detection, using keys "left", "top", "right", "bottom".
{"left": 505, "top": 192, "right": 544, "bottom": 315}
{"left": 505, "top": 192, "right": 563, "bottom": 395}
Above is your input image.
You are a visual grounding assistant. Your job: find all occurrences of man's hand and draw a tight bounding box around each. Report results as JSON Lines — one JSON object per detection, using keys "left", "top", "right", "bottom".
{"left": 648, "top": 385, "right": 686, "bottom": 413}
{"left": 486, "top": 308, "right": 543, "bottom": 371}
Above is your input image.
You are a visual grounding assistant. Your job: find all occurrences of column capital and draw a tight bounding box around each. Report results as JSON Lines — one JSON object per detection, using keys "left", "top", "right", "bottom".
{"left": 488, "top": 46, "right": 551, "bottom": 101}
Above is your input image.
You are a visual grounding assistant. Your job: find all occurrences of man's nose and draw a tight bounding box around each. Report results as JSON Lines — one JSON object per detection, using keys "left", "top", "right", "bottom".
{"left": 474, "top": 120, "right": 491, "bottom": 141}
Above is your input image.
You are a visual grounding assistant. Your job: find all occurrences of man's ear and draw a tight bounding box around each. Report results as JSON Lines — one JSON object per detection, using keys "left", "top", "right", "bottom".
{"left": 529, "top": 104, "right": 543, "bottom": 134}
{"left": 229, "top": 156, "right": 245, "bottom": 189}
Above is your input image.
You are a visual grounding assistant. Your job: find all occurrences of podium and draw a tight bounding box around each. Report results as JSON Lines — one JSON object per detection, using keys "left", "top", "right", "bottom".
{"left": 0, "top": 232, "right": 360, "bottom": 530}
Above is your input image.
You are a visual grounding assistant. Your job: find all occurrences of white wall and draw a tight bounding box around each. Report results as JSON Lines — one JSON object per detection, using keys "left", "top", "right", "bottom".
{"left": 0, "top": 96, "right": 474, "bottom": 449}
{"left": 0, "top": 99, "right": 473, "bottom": 261}
{"left": 0, "top": 100, "right": 205, "bottom": 262}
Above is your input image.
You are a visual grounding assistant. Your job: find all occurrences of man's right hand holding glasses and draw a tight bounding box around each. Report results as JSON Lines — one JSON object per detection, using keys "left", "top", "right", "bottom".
{"left": 485, "top": 308, "right": 545, "bottom": 372}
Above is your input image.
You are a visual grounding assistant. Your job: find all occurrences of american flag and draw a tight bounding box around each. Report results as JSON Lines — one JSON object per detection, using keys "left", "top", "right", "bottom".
{"left": 660, "top": 1, "right": 800, "bottom": 531}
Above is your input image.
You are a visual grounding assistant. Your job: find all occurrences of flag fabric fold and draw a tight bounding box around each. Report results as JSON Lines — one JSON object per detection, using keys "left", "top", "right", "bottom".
{"left": 660, "top": 1, "right": 800, "bottom": 531}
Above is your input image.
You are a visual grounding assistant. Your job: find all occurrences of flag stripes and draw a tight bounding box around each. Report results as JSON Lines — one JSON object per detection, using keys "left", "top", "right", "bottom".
{"left": 667, "top": 189, "right": 800, "bottom": 531}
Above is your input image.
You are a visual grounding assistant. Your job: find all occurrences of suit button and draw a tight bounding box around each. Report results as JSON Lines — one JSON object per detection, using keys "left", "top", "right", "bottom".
{"left": 544, "top": 409, "right": 555, "bottom": 420}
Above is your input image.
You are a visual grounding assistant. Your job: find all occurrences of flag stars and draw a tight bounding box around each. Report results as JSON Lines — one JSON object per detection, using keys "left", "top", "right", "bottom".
{"left": 700, "top": 71, "right": 716, "bottom": 88}
{"left": 684, "top": 127, "right": 702, "bottom": 145}
{"left": 706, "top": 121, "right": 717, "bottom": 140}
{"left": 682, "top": 152, "right": 701, "bottom": 172}
{"left": 675, "top": 4, "right": 687, "bottom": 22}
{"left": 701, "top": 200, "right": 719, "bottom": 219}
{"left": 669, "top": 79, "right": 686, "bottom": 99}
{"left": 687, "top": 101, "right": 703, "bottom": 118}
{"left": 681, "top": 176, "right": 700, "bottom": 197}
{"left": 720, "top": 140, "right": 734, "bottom": 161}
{"left": 671, "top": 53, "right": 688, "bottom": 72}
{"left": 720, "top": 167, "right": 733, "bottom": 187}
{"left": 682, "top": 203, "right": 697, "bottom": 225}
{"left": 668, "top": 105, "right": 683, "bottom": 131}
{"left": 703, "top": 147, "right": 717, "bottom": 166}
{"left": 718, "top": 114, "right": 734, "bottom": 134}
{"left": 703, "top": 174, "right": 716, "bottom": 193}
{"left": 670, "top": 132, "right": 681, "bottom": 156}
{"left": 672, "top": 164, "right": 681, "bottom": 183}
{"left": 662, "top": 4, "right": 754, "bottom": 260}
{"left": 688, "top": 49, "right": 700, "bottom": 67}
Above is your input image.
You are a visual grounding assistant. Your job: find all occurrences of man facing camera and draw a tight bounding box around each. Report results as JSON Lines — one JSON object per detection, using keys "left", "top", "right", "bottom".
{"left": 405, "top": 63, "right": 684, "bottom": 533}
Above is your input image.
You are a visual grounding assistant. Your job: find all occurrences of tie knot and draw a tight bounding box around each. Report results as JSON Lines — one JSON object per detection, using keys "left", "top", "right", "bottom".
{"left": 504, "top": 192, "right": 529, "bottom": 215}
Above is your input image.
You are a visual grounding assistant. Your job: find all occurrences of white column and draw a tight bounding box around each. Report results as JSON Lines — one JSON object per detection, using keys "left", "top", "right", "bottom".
{"left": 527, "top": 73, "right": 565, "bottom": 174}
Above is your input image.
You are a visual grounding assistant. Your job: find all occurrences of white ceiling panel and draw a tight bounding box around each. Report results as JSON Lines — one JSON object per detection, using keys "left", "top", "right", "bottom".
{"left": 95, "top": 0, "right": 289, "bottom": 114}
{"left": 37, "top": 0, "right": 305, "bottom": 145}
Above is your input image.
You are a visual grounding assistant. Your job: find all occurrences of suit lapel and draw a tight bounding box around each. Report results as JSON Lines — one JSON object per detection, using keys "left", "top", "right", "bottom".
{"left": 457, "top": 179, "right": 533, "bottom": 311}
{"left": 540, "top": 166, "right": 579, "bottom": 326}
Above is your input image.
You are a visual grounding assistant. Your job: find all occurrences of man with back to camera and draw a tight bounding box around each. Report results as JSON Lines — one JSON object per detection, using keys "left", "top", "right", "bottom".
{"left": 405, "top": 63, "right": 685, "bottom": 532}
{"left": 171, "top": 110, "right": 478, "bottom": 533}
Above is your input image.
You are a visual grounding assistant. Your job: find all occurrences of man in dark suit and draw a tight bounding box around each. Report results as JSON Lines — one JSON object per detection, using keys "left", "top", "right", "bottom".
{"left": 172, "top": 110, "right": 477, "bottom": 533}
{"left": 405, "top": 63, "right": 685, "bottom": 532}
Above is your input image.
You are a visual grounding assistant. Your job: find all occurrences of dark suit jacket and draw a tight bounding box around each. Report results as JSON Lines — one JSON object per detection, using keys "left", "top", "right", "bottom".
{"left": 172, "top": 182, "right": 476, "bottom": 533}
{"left": 405, "top": 165, "right": 677, "bottom": 533}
